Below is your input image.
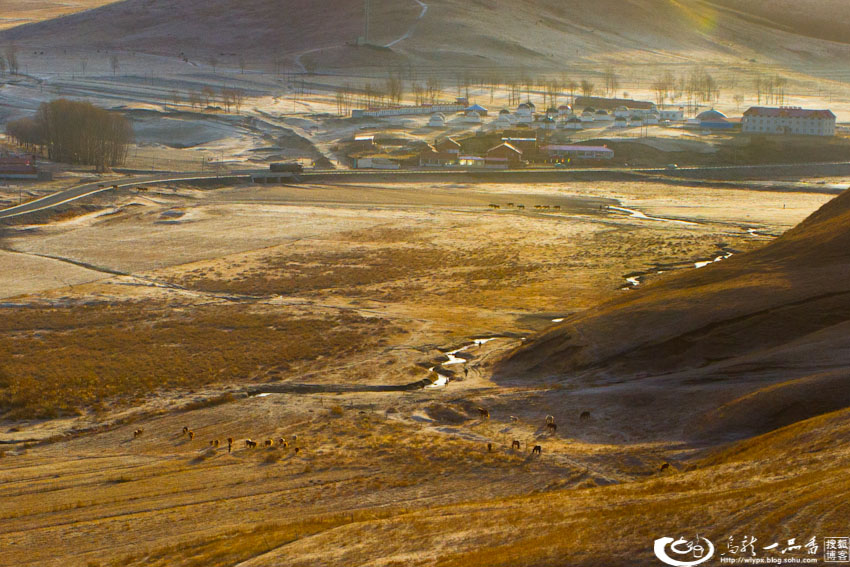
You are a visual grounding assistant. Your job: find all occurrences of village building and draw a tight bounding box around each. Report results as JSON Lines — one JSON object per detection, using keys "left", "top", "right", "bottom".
{"left": 564, "top": 116, "right": 583, "bottom": 130}
{"left": 352, "top": 156, "right": 401, "bottom": 169}
{"left": 594, "top": 109, "right": 612, "bottom": 122}
{"left": 541, "top": 144, "right": 614, "bottom": 161}
{"left": 464, "top": 110, "right": 482, "bottom": 123}
{"left": 428, "top": 113, "right": 446, "bottom": 127}
{"left": 500, "top": 136, "right": 538, "bottom": 154}
{"left": 466, "top": 103, "right": 489, "bottom": 116}
{"left": 0, "top": 154, "right": 38, "bottom": 179}
{"left": 418, "top": 145, "right": 457, "bottom": 167}
{"left": 557, "top": 104, "right": 572, "bottom": 117}
{"left": 485, "top": 142, "right": 523, "bottom": 168}
{"left": 435, "top": 137, "right": 462, "bottom": 154}
{"left": 574, "top": 96, "right": 657, "bottom": 115}
{"left": 742, "top": 107, "right": 836, "bottom": 136}
{"left": 659, "top": 108, "right": 685, "bottom": 121}
{"left": 696, "top": 109, "right": 737, "bottom": 130}
{"left": 613, "top": 116, "right": 629, "bottom": 128}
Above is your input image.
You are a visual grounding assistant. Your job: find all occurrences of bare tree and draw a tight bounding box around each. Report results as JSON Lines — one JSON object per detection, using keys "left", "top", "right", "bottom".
{"left": 4, "top": 44, "right": 19, "bottom": 75}
{"left": 603, "top": 68, "right": 619, "bottom": 97}
{"left": 580, "top": 79, "right": 595, "bottom": 97}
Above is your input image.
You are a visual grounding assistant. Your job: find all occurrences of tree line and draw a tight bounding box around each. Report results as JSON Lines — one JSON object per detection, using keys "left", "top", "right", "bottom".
{"left": 6, "top": 99, "right": 133, "bottom": 172}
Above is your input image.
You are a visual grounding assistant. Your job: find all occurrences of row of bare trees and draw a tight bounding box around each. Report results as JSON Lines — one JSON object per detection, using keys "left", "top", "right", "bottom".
{"left": 6, "top": 99, "right": 132, "bottom": 171}
{"left": 181, "top": 87, "right": 245, "bottom": 112}
{"left": 0, "top": 45, "right": 20, "bottom": 75}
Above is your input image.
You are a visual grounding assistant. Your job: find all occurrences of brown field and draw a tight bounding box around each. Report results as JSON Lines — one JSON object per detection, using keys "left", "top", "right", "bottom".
{"left": 0, "top": 177, "right": 842, "bottom": 565}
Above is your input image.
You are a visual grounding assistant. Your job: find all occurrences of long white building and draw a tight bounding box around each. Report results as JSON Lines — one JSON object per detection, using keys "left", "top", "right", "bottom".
{"left": 742, "top": 107, "right": 836, "bottom": 136}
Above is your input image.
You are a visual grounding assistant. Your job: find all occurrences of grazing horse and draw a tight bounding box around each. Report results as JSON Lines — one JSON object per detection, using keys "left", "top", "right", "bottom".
{"left": 487, "top": 443, "right": 493, "bottom": 452}
{"left": 580, "top": 411, "right": 591, "bottom": 421}
{"left": 511, "top": 440, "right": 521, "bottom": 450}
{"left": 517, "top": 204, "right": 525, "bottom": 209}
{"left": 187, "top": 431, "right": 195, "bottom": 440}
{"left": 531, "top": 445, "right": 542, "bottom": 456}
{"left": 245, "top": 439, "right": 257, "bottom": 448}
{"left": 546, "top": 422, "right": 557, "bottom": 433}
{"left": 545, "top": 415, "right": 555, "bottom": 425}
{"left": 660, "top": 462, "right": 671, "bottom": 472}
{"left": 133, "top": 429, "right": 144, "bottom": 439}
{"left": 477, "top": 407, "right": 490, "bottom": 419}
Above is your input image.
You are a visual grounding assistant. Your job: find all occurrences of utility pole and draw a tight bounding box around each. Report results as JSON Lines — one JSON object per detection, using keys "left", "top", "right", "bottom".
{"left": 364, "top": 0, "right": 370, "bottom": 44}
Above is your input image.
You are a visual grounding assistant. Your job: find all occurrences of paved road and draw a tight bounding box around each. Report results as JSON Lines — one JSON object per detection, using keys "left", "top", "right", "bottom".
{"left": 0, "top": 173, "right": 249, "bottom": 220}
{"left": 3, "top": 160, "right": 848, "bottom": 221}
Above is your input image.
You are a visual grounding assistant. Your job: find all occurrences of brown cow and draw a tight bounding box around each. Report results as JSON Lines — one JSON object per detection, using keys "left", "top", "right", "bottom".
{"left": 580, "top": 411, "right": 591, "bottom": 421}
{"left": 531, "top": 445, "right": 542, "bottom": 456}
{"left": 227, "top": 437, "right": 234, "bottom": 453}
{"left": 278, "top": 438, "right": 285, "bottom": 446}
{"left": 477, "top": 407, "right": 490, "bottom": 419}
{"left": 265, "top": 439, "right": 273, "bottom": 447}
{"left": 133, "top": 428, "right": 144, "bottom": 439}
{"left": 546, "top": 422, "right": 557, "bottom": 433}
{"left": 511, "top": 440, "right": 521, "bottom": 450}
{"left": 545, "top": 415, "right": 555, "bottom": 425}
{"left": 245, "top": 439, "right": 257, "bottom": 448}
{"left": 187, "top": 430, "right": 195, "bottom": 440}
{"left": 660, "top": 462, "right": 671, "bottom": 472}
{"left": 294, "top": 447, "right": 300, "bottom": 455}
{"left": 182, "top": 426, "right": 189, "bottom": 435}
{"left": 487, "top": 442, "right": 493, "bottom": 452}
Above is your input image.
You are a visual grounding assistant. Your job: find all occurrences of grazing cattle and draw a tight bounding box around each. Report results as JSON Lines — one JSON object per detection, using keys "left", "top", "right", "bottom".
{"left": 487, "top": 443, "right": 493, "bottom": 452}
{"left": 294, "top": 447, "right": 300, "bottom": 455}
{"left": 545, "top": 415, "right": 555, "bottom": 425}
{"left": 660, "top": 462, "right": 671, "bottom": 472}
{"left": 517, "top": 204, "right": 525, "bottom": 209}
{"left": 531, "top": 445, "right": 542, "bottom": 456}
{"left": 509, "top": 416, "right": 518, "bottom": 423}
{"left": 278, "top": 438, "right": 285, "bottom": 446}
{"left": 265, "top": 439, "right": 273, "bottom": 447}
{"left": 210, "top": 439, "right": 220, "bottom": 448}
{"left": 182, "top": 426, "right": 189, "bottom": 435}
{"left": 580, "top": 411, "right": 591, "bottom": 421}
{"left": 245, "top": 439, "right": 257, "bottom": 448}
{"left": 133, "top": 429, "right": 144, "bottom": 439}
{"left": 477, "top": 407, "right": 490, "bottom": 419}
{"left": 291, "top": 435, "right": 298, "bottom": 442}
{"left": 546, "top": 422, "right": 557, "bottom": 433}
{"left": 187, "top": 431, "right": 195, "bottom": 440}
{"left": 507, "top": 202, "right": 514, "bottom": 207}
{"left": 511, "top": 440, "right": 521, "bottom": 450}
{"left": 227, "top": 437, "right": 234, "bottom": 453}
{"left": 554, "top": 205, "right": 561, "bottom": 210}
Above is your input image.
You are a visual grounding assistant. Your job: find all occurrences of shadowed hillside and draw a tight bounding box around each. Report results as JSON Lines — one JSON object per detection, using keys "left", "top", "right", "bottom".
{"left": 499, "top": 188, "right": 850, "bottom": 442}
{"left": 3, "top": 0, "right": 850, "bottom": 73}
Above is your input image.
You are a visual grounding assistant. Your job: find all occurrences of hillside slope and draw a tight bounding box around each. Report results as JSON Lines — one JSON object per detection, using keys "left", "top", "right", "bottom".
{"left": 2, "top": 0, "right": 850, "bottom": 73}
{"left": 499, "top": 188, "right": 850, "bottom": 441}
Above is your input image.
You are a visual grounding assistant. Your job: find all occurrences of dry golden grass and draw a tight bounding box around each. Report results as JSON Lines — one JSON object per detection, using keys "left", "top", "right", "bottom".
{"left": 0, "top": 302, "right": 397, "bottom": 419}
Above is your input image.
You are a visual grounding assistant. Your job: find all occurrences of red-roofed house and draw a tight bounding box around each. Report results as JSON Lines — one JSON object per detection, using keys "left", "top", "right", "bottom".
{"left": 485, "top": 143, "right": 523, "bottom": 168}
{"left": 742, "top": 107, "right": 836, "bottom": 136}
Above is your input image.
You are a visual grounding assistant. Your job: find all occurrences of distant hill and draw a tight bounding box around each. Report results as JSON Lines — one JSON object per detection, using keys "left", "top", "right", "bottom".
{"left": 2, "top": 0, "right": 850, "bottom": 74}
{"left": 499, "top": 188, "right": 850, "bottom": 441}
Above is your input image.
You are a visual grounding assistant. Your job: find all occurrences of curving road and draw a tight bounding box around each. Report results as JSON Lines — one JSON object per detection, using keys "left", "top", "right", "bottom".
{"left": 0, "top": 173, "right": 249, "bottom": 220}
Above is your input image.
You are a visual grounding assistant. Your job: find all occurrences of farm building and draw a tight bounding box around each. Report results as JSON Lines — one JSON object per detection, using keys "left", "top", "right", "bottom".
{"left": 742, "top": 107, "right": 836, "bottom": 136}
{"left": 352, "top": 157, "right": 401, "bottom": 169}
